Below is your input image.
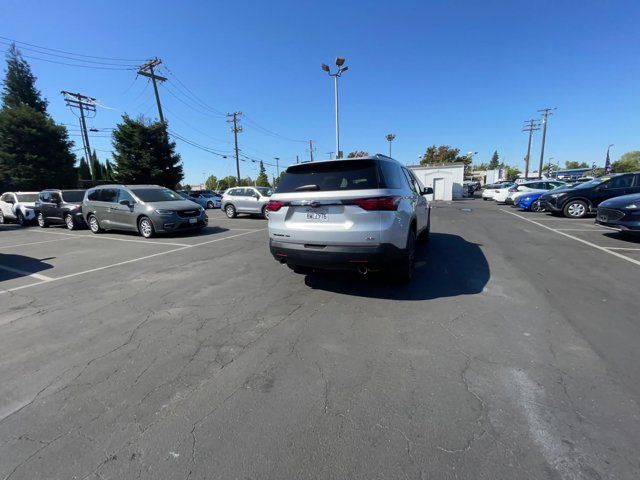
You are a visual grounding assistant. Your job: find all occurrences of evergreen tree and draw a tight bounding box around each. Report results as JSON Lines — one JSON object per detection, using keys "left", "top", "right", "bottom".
{"left": 112, "top": 115, "right": 183, "bottom": 187}
{"left": 1, "top": 44, "right": 47, "bottom": 113}
{"left": 255, "top": 161, "right": 270, "bottom": 186}
{"left": 78, "top": 156, "right": 91, "bottom": 180}
{"left": 0, "top": 46, "right": 76, "bottom": 190}
{"left": 204, "top": 175, "right": 218, "bottom": 190}
{"left": 488, "top": 150, "right": 500, "bottom": 169}
{"left": 104, "top": 159, "right": 113, "bottom": 181}
{"left": 91, "top": 150, "right": 103, "bottom": 181}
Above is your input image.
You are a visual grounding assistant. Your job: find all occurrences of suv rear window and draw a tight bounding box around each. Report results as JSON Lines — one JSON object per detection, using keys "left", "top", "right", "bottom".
{"left": 61, "top": 190, "right": 85, "bottom": 202}
{"left": 277, "top": 159, "right": 390, "bottom": 193}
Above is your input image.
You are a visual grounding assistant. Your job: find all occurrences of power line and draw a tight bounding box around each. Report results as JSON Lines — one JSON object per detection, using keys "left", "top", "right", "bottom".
{"left": 137, "top": 58, "right": 167, "bottom": 124}
{"left": 242, "top": 114, "right": 307, "bottom": 143}
{"left": 162, "top": 66, "right": 226, "bottom": 117}
{"left": 163, "top": 106, "right": 231, "bottom": 146}
{"left": 522, "top": 119, "right": 541, "bottom": 180}
{"left": 0, "top": 40, "right": 140, "bottom": 67}
{"left": 0, "top": 34, "right": 146, "bottom": 62}
{"left": 160, "top": 82, "right": 224, "bottom": 119}
{"left": 62, "top": 91, "right": 97, "bottom": 180}
{"left": 227, "top": 112, "right": 243, "bottom": 182}
{"left": 168, "top": 130, "right": 231, "bottom": 158}
{"left": 17, "top": 53, "right": 137, "bottom": 71}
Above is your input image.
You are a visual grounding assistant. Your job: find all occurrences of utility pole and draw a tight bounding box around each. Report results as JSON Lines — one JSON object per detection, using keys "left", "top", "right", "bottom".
{"left": 308, "top": 140, "right": 315, "bottom": 162}
{"left": 227, "top": 112, "right": 243, "bottom": 183}
{"left": 537, "top": 107, "right": 556, "bottom": 179}
{"left": 137, "top": 58, "right": 167, "bottom": 124}
{"left": 522, "top": 119, "right": 540, "bottom": 180}
{"left": 296, "top": 155, "right": 299, "bottom": 164}
{"left": 62, "top": 91, "right": 97, "bottom": 181}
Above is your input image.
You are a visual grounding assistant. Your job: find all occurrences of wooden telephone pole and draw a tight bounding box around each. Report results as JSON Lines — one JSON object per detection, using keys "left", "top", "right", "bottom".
{"left": 62, "top": 91, "right": 97, "bottom": 180}
{"left": 137, "top": 58, "right": 167, "bottom": 124}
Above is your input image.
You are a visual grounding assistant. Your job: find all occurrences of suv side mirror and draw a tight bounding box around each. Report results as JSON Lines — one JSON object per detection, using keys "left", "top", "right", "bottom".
{"left": 423, "top": 187, "right": 434, "bottom": 195}
{"left": 254, "top": 192, "right": 261, "bottom": 199}
{"left": 119, "top": 199, "right": 131, "bottom": 207}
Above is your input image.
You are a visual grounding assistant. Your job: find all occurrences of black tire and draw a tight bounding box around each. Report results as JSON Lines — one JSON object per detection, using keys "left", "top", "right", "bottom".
{"left": 87, "top": 214, "right": 104, "bottom": 234}
{"left": 37, "top": 212, "right": 49, "bottom": 228}
{"left": 206, "top": 201, "right": 214, "bottom": 209}
{"left": 563, "top": 199, "right": 588, "bottom": 219}
{"left": 262, "top": 205, "right": 270, "bottom": 220}
{"left": 64, "top": 214, "right": 77, "bottom": 230}
{"left": 16, "top": 211, "right": 27, "bottom": 227}
{"left": 287, "top": 263, "right": 311, "bottom": 274}
{"left": 138, "top": 216, "right": 155, "bottom": 238}
{"left": 393, "top": 228, "right": 416, "bottom": 283}
{"left": 225, "top": 204, "right": 237, "bottom": 218}
{"left": 482, "top": 197, "right": 488, "bottom": 201}
{"left": 531, "top": 200, "right": 544, "bottom": 212}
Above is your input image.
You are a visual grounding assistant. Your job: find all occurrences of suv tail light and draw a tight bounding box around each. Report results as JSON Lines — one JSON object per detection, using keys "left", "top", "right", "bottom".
{"left": 349, "top": 196, "right": 401, "bottom": 211}
{"left": 265, "top": 200, "right": 286, "bottom": 212}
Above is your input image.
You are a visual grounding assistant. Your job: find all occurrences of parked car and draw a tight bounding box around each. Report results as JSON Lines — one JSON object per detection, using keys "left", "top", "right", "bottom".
{"left": 221, "top": 186, "right": 274, "bottom": 219}
{"left": 595, "top": 193, "right": 640, "bottom": 236}
{"left": 516, "top": 192, "right": 545, "bottom": 212}
{"left": 267, "top": 155, "right": 432, "bottom": 282}
{"left": 492, "top": 183, "right": 518, "bottom": 203}
{"left": 505, "top": 180, "right": 565, "bottom": 205}
{"left": 540, "top": 173, "right": 640, "bottom": 218}
{"left": 481, "top": 182, "right": 511, "bottom": 201}
{"left": 0, "top": 191, "right": 38, "bottom": 225}
{"left": 83, "top": 185, "right": 207, "bottom": 238}
{"left": 200, "top": 192, "right": 221, "bottom": 209}
{"left": 34, "top": 189, "right": 86, "bottom": 230}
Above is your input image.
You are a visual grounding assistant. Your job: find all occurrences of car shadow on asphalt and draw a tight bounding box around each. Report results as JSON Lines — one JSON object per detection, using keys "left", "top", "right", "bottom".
{"left": 303, "top": 233, "right": 489, "bottom": 300}
{"left": 0, "top": 254, "right": 54, "bottom": 282}
{"left": 603, "top": 232, "right": 640, "bottom": 244}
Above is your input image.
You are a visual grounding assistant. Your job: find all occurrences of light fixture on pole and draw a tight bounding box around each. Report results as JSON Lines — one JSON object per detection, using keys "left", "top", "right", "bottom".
{"left": 322, "top": 57, "right": 348, "bottom": 159}
{"left": 385, "top": 134, "right": 396, "bottom": 157}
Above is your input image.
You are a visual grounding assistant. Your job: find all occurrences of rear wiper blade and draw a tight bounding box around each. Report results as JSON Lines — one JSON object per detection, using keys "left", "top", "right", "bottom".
{"left": 295, "top": 184, "right": 320, "bottom": 191}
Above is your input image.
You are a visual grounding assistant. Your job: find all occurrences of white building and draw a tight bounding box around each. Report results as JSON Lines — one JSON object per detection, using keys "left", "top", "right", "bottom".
{"left": 409, "top": 163, "right": 465, "bottom": 201}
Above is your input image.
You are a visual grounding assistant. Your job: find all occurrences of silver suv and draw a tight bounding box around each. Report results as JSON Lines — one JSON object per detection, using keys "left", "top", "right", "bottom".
{"left": 83, "top": 185, "right": 207, "bottom": 238}
{"left": 221, "top": 186, "right": 273, "bottom": 219}
{"left": 266, "top": 155, "right": 432, "bottom": 281}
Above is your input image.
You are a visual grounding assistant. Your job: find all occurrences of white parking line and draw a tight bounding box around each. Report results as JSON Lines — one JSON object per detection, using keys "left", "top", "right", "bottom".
{"left": 0, "top": 264, "right": 53, "bottom": 282}
{"left": 29, "top": 229, "right": 189, "bottom": 247}
{"left": 501, "top": 209, "right": 640, "bottom": 267}
{"left": 555, "top": 228, "right": 612, "bottom": 232}
{"left": 605, "top": 247, "right": 640, "bottom": 251}
{"left": 0, "top": 229, "right": 266, "bottom": 294}
{"left": 0, "top": 237, "right": 78, "bottom": 249}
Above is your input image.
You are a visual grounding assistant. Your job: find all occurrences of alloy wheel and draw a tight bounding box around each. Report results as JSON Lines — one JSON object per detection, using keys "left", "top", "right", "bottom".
{"left": 65, "top": 215, "right": 75, "bottom": 230}
{"left": 89, "top": 215, "right": 100, "bottom": 233}
{"left": 139, "top": 218, "right": 153, "bottom": 238}
{"left": 567, "top": 202, "right": 586, "bottom": 217}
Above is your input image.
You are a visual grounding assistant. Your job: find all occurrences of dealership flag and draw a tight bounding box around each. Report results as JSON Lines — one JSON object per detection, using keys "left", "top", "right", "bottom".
{"left": 604, "top": 148, "right": 612, "bottom": 174}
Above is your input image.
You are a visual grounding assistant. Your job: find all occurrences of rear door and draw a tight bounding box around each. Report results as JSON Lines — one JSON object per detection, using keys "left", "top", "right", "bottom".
{"left": 98, "top": 188, "right": 119, "bottom": 227}
{"left": 48, "top": 191, "right": 63, "bottom": 222}
{"left": 595, "top": 175, "right": 634, "bottom": 205}
{"left": 403, "top": 168, "right": 428, "bottom": 231}
{"left": 0, "top": 193, "right": 15, "bottom": 219}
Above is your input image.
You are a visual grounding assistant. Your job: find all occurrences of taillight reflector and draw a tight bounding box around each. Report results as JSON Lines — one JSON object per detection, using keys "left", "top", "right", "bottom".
{"left": 266, "top": 200, "right": 285, "bottom": 211}
{"left": 349, "top": 196, "right": 401, "bottom": 211}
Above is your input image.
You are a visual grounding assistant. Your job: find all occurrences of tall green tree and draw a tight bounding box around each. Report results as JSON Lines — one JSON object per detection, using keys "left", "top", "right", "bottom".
{"left": 564, "top": 161, "right": 589, "bottom": 169}
{"left": 255, "top": 161, "right": 270, "bottom": 187}
{"left": 420, "top": 145, "right": 466, "bottom": 165}
{"left": 112, "top": 115, "right": 183, "bottom": 187}
{"left": 216, "top": 176, "right": 238, "bottom": 191}
{"left": 0, "top": 46, "right": 77, "bottom": 191}
{"left": 104, "top": 158, "right": 113, "bottom": 181}
{"left": 90, "top": 150, "right": 103, "bottom": 181}
{"left": 488, "top": 150, "right": 500, "bottom": 169}
{"left": 239, "top": 176, "right": 254, "bottom": 187}
{"left": 78, "top": 156, "right": 91, "bottom": 181}
{"left": 611, "top": 151, "right": 640, "bottom": 173}
{"left": 504, "top": 166, "right": 521, "bottom": 181}
{"left": 204, "top": 175, "right": 218, "bottom": 190}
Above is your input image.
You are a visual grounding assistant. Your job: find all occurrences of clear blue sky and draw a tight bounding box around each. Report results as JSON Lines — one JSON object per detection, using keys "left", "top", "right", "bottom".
{"left": 2, "top": 0, "right": 639, "bottom": 184}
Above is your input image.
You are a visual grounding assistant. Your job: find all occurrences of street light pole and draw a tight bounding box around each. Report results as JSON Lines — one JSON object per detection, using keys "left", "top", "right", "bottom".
{"left": 322, "top": 57, "right": 348, "bottom": 159}
{"left": 385, "top": 134, "right": 396, "bottom": 157}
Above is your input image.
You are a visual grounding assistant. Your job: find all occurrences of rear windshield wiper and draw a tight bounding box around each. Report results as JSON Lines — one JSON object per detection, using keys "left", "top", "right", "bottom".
{"left": 295, "top": 184, "right": 320, "bottom": 191}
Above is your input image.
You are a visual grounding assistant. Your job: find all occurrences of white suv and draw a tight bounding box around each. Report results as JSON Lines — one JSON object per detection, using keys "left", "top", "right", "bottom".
{"left": 0, "top": 191, "right": 38, "bottom": 226}
{"left": 266, "top": 155, "right": 432, "bottom": 282}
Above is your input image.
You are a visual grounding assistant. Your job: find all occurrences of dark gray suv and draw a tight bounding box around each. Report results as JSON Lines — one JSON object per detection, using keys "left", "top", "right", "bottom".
{"left": 83, "top": 185, "right": 207, "bottom": 238}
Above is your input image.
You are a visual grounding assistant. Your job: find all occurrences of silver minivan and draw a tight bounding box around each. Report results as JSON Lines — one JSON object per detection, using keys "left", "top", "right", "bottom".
{"left": 221, "top": 186, "right": 273, "bottom": 219}
{"left": 83, "top": 185, "right": 207, "bottom": 238}
{"left": 266, "top": 155, "right": 432, "bottom": 281}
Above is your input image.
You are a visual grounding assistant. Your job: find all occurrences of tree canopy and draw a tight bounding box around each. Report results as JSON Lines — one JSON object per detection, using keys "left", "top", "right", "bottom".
{"left": 488, "top": 150, "right": 500, "bottom": 169}
{"left": 420, "top": 145, "right": 467, "bottom": 165}
{"left": 204, "top": 175, "right": 218, "bottom": 191}
{"left": 611, "top": 151, "right": 640, "bottom": 173}
{"left": 0, "top": 46, "right": 76, "bottom": 191}
{"left": 255, "top": 161, "right": 270, "bottom": 187}
{"left": 111, "top": 115, "right": 183, "bottom": 187}
{"left": 564, "top": 161, "right": 589, "bottom": 169}
{"left": 504, "top": 166, "right": 521, "bottom": 181}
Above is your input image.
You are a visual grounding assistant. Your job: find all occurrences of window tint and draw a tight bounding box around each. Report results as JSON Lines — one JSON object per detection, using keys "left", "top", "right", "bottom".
{"left": 16, "top": 193, "right": 38, "bottom": 202}
{"left": 401, "top": 168, "right": 417, "bottom": 193}
{"left": 99, "top": 189, "right": 119, "bottom": 203}
{"left": 378, "top": 161, "right": 404, "bottom": 189}
{"left": 49, "top": 192, "right": 61, "bottom": 202}
{"left": 87, "top": 190, "right": 99, "bottom": 201}
{"left": 130, "top": 188, "right": 182, "bottom": 202}
{"left": 277, "top": 160, "right": 381, "bottom": 193}
{"left": 61, "top": 190, "right": 85, "bottom": 203}
{"left": 256, "top": 187, "right": 273, "bottom": 197}
{"left": 39, "top": 192, "right": 50, "bottom": 202}
{"left": 118, "top": 189, "right": 135, "bottom": 204}
{"left": 608, "top": 175, "right": 633, "bottom": 189}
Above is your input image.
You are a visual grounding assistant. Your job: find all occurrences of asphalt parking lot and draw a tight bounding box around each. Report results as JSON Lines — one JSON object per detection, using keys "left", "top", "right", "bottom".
{"left": 1, "top": 203, "right": 640, "bottom": 479}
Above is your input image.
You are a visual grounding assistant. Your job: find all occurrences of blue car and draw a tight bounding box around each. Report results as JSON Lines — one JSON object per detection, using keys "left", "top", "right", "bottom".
{"left": 517, "top": 192, "right": 545, "bottom": 212}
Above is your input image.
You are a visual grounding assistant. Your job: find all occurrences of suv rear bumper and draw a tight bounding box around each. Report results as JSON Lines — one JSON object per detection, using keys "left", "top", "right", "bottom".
{"left": 270, "top": 239, "right": 406, "bottom": 271}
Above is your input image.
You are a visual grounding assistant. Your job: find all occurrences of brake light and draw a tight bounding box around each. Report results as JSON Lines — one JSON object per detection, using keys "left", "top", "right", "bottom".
{"left": 265, "top": 200, "right": 285, "bottom": 212}
{"left": 350, "top": 196, "right": 401, "bottom": 211}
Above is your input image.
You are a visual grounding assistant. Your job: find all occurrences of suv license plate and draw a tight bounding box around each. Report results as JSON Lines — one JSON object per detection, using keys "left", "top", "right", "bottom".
{"left": 306, "top": 209, "right": 328, "bottom": 221}
{"left": 189, "top": 218, "right": 197, "bottom": 224}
